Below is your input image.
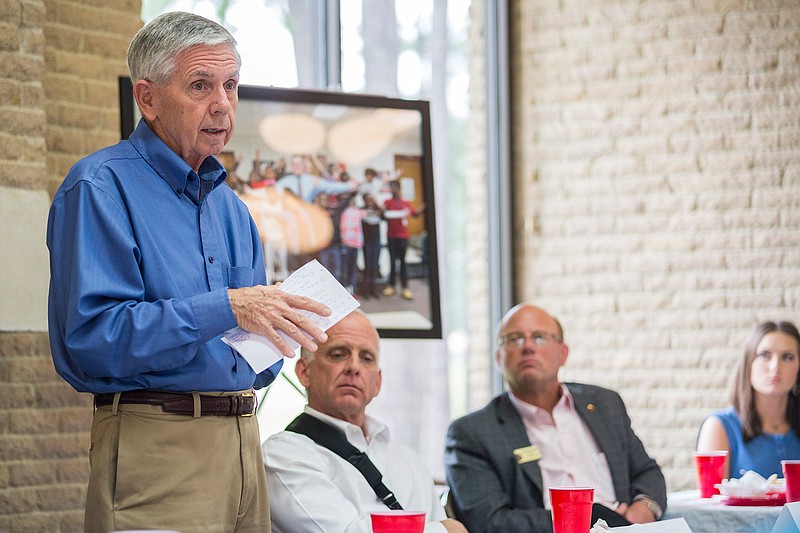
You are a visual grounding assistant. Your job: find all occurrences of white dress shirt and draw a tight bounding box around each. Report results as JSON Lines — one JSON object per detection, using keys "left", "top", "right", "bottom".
{"left": 262, "top": 406, "right": 447, "bottom": 533}
{"left": 509, "top": 387, "right": 618, "bottom": 509}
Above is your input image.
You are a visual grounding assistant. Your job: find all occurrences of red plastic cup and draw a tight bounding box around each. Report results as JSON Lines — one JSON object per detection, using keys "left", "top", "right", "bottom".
{"left": 693, "top": 451, "right": 728, "bottom": 498}
{"left": 782, "top": 460, "right": 800, "bottom": 503}
{"left": 549, "top": 487, "right": 594, "bottom": 533}
{"left": 370, "top": 511, "right": 426, "bottom": 533}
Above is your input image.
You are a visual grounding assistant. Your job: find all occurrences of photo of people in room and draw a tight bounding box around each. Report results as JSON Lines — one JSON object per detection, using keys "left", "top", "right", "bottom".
{"left": 218, "top": 91, "right": 440, "bottom": 337}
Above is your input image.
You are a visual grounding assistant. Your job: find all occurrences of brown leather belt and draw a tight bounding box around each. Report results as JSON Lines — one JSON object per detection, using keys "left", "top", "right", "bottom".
{"left": 94, "top": 390, "right": 256, "bottom": 417}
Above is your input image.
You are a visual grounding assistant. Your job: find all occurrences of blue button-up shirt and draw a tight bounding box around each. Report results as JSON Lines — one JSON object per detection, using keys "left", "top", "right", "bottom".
{"left": 47, "top": 120, "right": 282, "bottom": 393}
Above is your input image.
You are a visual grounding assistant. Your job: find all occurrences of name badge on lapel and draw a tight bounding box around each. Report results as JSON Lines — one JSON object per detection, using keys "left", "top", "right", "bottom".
{"left": 513, "top": 445, "right": 542, "bottom": 464}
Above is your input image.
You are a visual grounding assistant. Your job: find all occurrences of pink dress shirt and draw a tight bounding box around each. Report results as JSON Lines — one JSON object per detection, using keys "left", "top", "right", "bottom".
{"left": 509, "top": 386, "right": 618, "bottom": 509}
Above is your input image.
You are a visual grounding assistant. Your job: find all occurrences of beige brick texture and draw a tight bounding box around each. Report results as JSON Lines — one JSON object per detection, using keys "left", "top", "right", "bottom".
{"left": 498, "top": 0, "right": 800, "bottom": 493}
{"left": 1, "top": 1, "right": 142, "bottom": 530}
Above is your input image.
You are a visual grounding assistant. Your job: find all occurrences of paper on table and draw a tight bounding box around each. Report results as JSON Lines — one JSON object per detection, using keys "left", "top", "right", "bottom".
{"left": 221, "top": 260, "right": 360, "bottom": 373}
{"left": 772, "top": 501, "right": 800, "bottom": 533}
{"left": 607, "top": 518, "right": 692, "bottom": 532}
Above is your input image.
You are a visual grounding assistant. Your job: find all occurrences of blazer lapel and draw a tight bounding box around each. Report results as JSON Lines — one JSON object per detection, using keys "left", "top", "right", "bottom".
{"left": 569, "top": 384, "right": 626, "bottom": 499}
{"left": 496, "top": 394, "right": 544, "bottom": 496}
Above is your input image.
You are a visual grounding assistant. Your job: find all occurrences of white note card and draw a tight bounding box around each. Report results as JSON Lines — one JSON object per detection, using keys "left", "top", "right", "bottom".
{"left": 772, "top": 501, "right": 800, "bottom": 533}
{"left": 609, "top": 518, "right": 692, "bottom": 532}
{"left": 222, "top": 260, "right": 360, "bottom": 373}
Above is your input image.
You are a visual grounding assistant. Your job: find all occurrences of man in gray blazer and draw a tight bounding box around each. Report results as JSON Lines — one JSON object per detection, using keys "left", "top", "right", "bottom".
{"left": 444, "top": 304, "right": 666, "bottom": 533}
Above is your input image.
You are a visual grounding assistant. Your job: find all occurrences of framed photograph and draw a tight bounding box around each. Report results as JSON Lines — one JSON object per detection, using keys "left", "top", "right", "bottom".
{"left": 119, "top": 78, "right": 442, "bottom": 339}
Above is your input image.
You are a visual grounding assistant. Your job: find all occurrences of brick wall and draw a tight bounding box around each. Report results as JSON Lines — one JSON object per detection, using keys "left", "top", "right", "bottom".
{"left": 44, "top": 0, "right": 141, "bottom": 194}
{"left": 1, "top": 1, "right": 141, "bottom": 531}
{"left": 0, "top": 333, "right": 89, "bottom": 532}
{"left": 499, "top": 0, "right": 800, "bottom": 491}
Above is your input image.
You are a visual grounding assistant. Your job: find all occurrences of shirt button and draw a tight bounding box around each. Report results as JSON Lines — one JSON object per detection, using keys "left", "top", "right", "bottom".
{"left": 209, "top": 256, "right": 214, "bottom": 264}
{"left": 176, "top": 188, "right": 182, "bottom": 195}
{"left": 188, "top": 175, "right": 195, "bottom": 181}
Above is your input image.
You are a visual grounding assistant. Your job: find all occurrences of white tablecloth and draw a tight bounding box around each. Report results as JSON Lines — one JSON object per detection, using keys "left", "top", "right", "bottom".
{"left": 663, "top": 490, "right": 782, "bottom": 533}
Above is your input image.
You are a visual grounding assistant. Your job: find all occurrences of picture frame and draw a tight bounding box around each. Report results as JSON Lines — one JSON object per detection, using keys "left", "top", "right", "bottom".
{"left": 119, "top": 77, "right": 442, "bottom": 339}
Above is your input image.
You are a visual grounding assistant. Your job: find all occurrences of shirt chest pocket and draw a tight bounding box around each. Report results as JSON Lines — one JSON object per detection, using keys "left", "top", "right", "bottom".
{"left": 226, "top": 267, "right": 254, "bottom": 289}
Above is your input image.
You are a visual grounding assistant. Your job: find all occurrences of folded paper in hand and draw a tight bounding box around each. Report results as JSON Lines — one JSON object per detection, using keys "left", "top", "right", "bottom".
{"left": 222, "top": 260, "right": 360, "bottom": 373}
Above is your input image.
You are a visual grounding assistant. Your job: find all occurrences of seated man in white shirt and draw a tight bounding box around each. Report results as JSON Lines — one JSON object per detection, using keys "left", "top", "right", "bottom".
{"left": 444, "top": 303, "right": 666, "bottom": 533}
{"left": 262, "top": 309, "right": 468, "bottom": 533}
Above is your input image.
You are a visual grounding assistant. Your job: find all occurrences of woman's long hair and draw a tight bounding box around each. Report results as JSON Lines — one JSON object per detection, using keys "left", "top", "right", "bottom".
{"left": 730, "top": 321, "right": 800, "bottom": 442}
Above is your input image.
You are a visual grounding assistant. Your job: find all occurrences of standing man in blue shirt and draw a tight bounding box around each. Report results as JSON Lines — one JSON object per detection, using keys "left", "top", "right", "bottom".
{"left": 46, "top": 12, "right": 329, "bottom": 533}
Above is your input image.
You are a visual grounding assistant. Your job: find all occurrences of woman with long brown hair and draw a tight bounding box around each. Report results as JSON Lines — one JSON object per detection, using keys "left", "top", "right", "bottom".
{"left": 697, "top": 320, "right": 800, "bottom": 478}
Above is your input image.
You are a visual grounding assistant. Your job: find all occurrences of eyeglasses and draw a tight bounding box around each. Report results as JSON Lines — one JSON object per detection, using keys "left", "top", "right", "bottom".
{"left": 498, "top": 331, "right": 562, "bottom": 348}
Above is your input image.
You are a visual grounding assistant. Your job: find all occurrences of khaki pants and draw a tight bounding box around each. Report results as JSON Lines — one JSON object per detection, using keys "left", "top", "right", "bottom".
{"left": 84, "top": 393, "right": 270, "bottom": 533}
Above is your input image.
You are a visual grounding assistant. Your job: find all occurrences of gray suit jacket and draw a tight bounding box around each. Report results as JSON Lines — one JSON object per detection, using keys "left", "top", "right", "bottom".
{"left": 444, "top": 383, "right": 667, "bottom": 533}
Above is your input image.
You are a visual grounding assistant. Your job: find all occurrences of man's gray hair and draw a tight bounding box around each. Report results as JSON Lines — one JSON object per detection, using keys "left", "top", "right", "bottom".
{"left": 299, "top": 346, "right": 315, "bottom": 362}
{"left": 127, "top": 11, "right": 241, "bottom": 85}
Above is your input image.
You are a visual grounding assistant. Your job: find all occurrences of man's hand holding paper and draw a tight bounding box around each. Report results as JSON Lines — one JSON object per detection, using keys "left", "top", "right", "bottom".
{"left": 228, "top": 284, "right": 331, "bottom": 356}
{"left": 225, "top": 260, "right": 361, "bottom": 372}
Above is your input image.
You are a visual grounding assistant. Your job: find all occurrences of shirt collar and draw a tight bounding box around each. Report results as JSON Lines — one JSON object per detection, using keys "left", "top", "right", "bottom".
{"left": 128, "top": 119, "right": 228, "bottom": 203}
{"left": 304, "top": 406, "right": 391, "bottom": 448}
{"left": 508, "top": 385, "right": 574, "bottom": 426}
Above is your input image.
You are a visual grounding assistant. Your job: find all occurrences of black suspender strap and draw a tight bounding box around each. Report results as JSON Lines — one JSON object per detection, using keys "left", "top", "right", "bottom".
{"left": 285, "top": 412, "right": 403, "bottom": 510}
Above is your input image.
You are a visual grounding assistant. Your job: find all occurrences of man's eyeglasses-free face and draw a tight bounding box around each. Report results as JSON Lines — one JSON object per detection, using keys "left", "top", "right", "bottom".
{"left": 498, "top": 331, "right": 562, "bottom": 348}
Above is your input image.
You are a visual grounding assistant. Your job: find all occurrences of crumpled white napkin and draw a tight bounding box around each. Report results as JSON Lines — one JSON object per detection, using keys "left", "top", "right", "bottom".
{"left": 716, "top": 470, "right": 782, "bottom": 497}
{"left": 590, "top": 518, "right": 611, "bottom": 532}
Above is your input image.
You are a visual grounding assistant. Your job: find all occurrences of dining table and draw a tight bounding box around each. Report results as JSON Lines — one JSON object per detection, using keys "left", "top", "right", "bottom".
{"left": 662, "top": 489, "right": 783, "bottom": 533}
